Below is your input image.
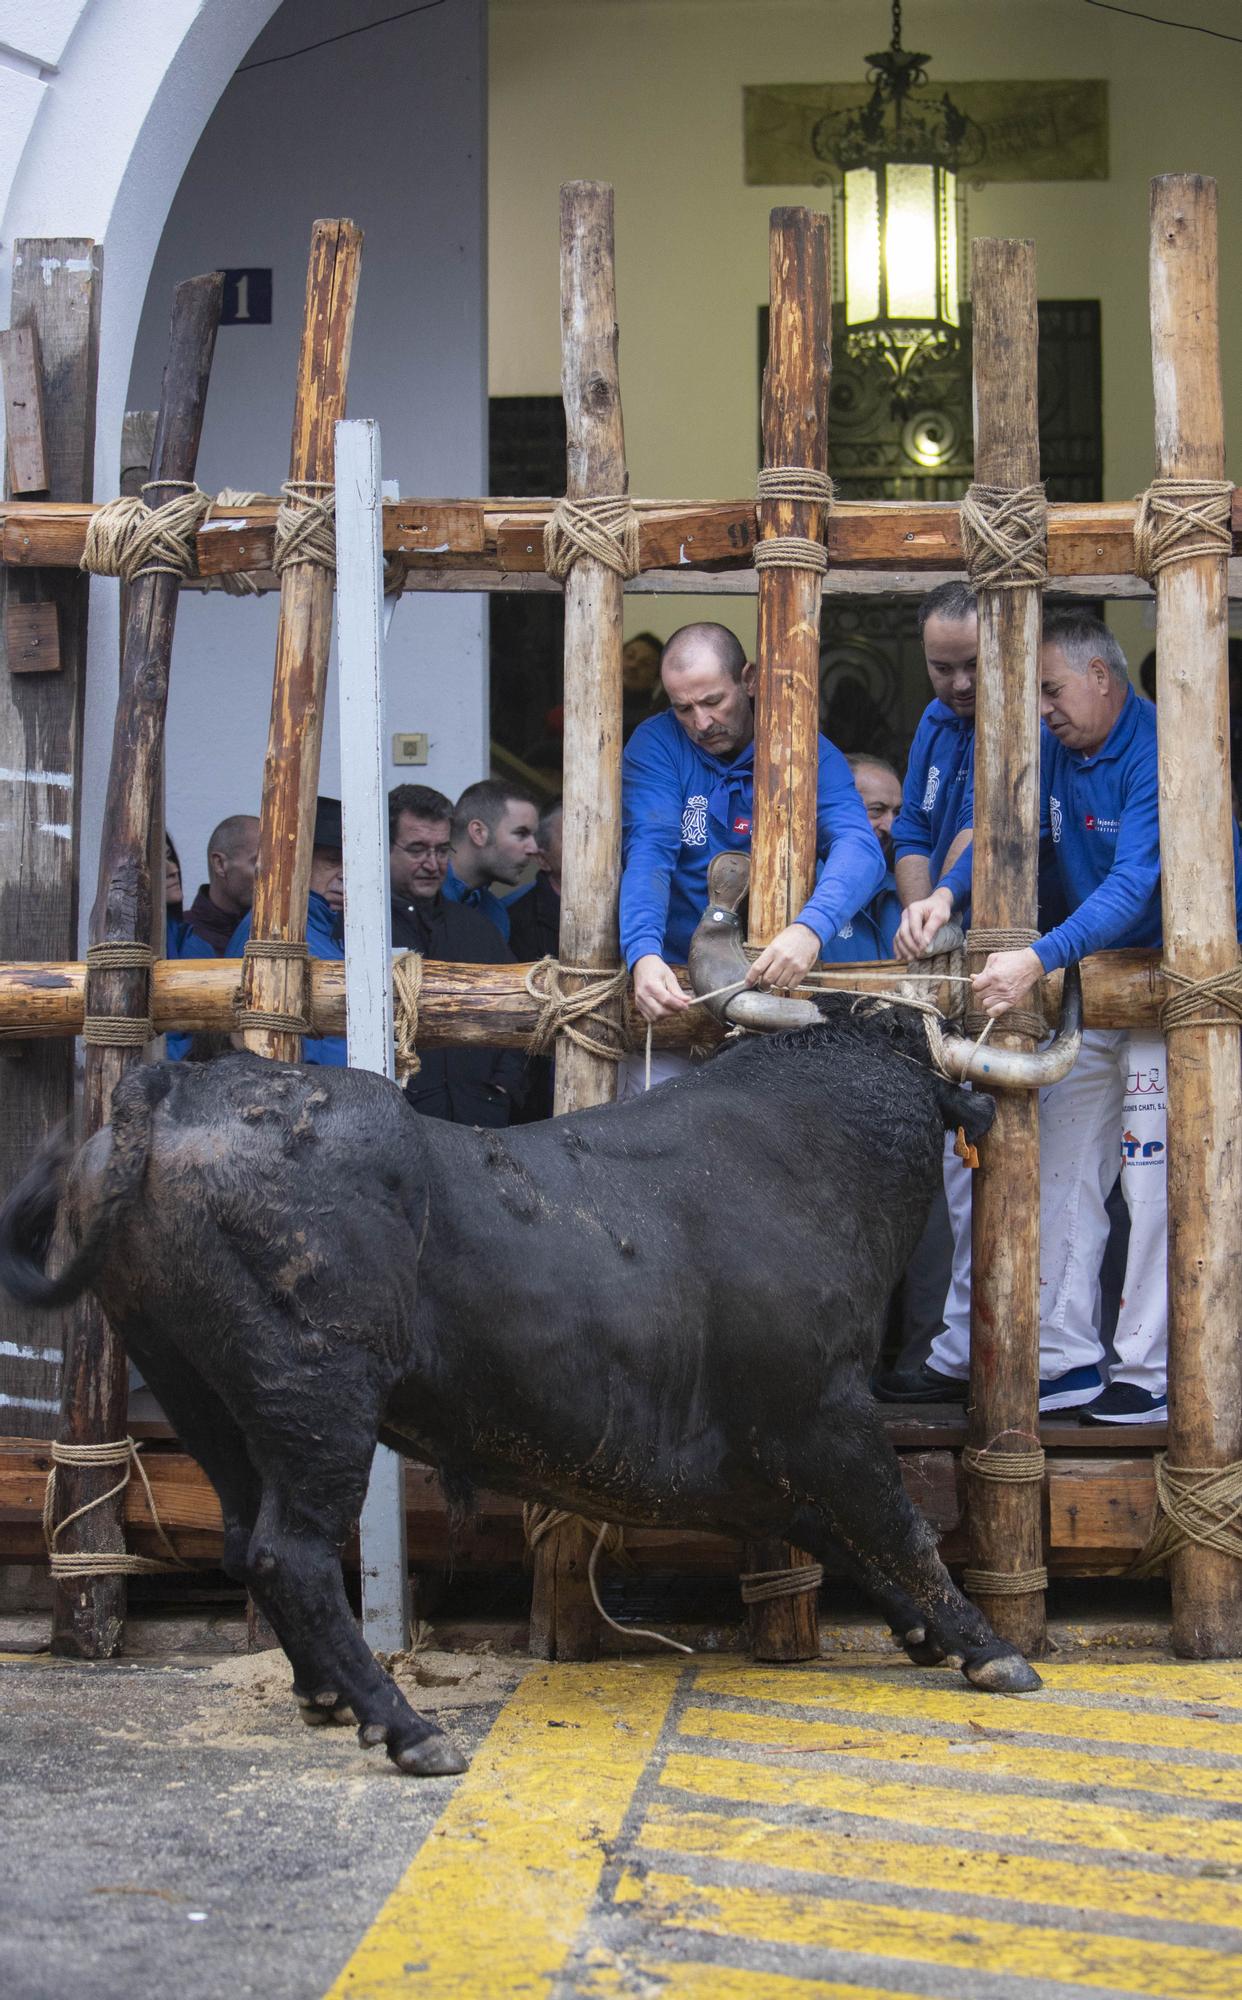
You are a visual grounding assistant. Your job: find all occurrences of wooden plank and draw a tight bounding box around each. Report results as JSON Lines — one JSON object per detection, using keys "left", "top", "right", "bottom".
{"left": 4, "top": 599, "right": 59, "bottom": 673}
{"left": 0, "top": 327, "right": 49, "bottom": 494}
{"left": 1047, "top": 1458, "right": 1157, "bottom": 1551}
{"left": 746, "top": 206, "right": 832, "bottom": 1666}
{"left": 334, "top": 416, "right": 409, "bottom": 1656}
{"left": 1149, "top": 176, "right": 1242, "bottom": 1658}
{"left": 240, "top": 220, "right": 363, "bottom": 1062}
{"left": 0, "top": 239, "right": 101, "bottom": 1444}
{"left": 963, "top": 238, "right": 1046, "bottom": 1659}
{"left": 51, "top": 273, "right": 223, "bottom": 1663}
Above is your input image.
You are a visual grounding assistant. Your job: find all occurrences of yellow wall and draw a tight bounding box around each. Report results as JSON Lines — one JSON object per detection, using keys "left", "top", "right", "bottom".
{"left": 489, "top": 0, "right": 1242, "bottom": 665}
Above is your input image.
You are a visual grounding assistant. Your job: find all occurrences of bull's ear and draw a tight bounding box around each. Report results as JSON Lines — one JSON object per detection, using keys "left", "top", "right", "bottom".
{"left": 706, "top": 851, "right": 750, "bottom": 915}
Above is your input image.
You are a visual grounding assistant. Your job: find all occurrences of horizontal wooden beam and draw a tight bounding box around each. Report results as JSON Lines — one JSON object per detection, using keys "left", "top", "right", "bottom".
{"left": 7, "top": 492, "right": 1242, "bottom": 596}
{"left": 0, "top": 946, "right": 1171, "bottom": 1047}
{"left": 0, "top": 1437, "right": 1157, "bottom": 1573}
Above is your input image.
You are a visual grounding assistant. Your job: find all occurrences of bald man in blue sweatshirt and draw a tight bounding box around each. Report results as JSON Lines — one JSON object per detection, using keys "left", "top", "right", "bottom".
{"left": 921, "top": 609, "right": 1242, "bottom": 1419}
{"left": 619, "top": 622, "right": 884, "bottom": 1091}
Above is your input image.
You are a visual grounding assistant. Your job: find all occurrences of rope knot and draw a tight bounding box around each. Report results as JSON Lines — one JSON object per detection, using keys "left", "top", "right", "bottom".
{"left": 965, "top": 925, "right": 1045, "bottom": 1040}
{"left": 44, "top": 1436, "right": 186, "bottom": 1578}
{"left": 274, "top": 480, "right": 336, "bottom": 573}
{"left": 959, "top": 482, "right": 1047, "bottom": 591}
{"left": 524, "top": 958, "right": 630, "bottom": 1061}
{"left": 1160, "top": 961, "right": 1242, "bottom": 1032}
{"left": 80, "top": 482, "right": 211, "bottom": 585}
{"left": 393, "top": 951, "right": 424, "bottom": 1081}
{"left": 542, "top": 497, "right": 639, "bottom": 581}
{"left": 1130, "top": 1455, "right": 1242, "bottom": 1577}
{"left": 1134, "top": 478, "right": 1232, "bottom": 581}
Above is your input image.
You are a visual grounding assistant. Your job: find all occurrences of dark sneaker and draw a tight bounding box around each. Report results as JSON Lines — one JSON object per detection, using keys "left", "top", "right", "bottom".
{"left": 1038, "top": 1364, "right": 1103, "bottom": 1414}
{"left": 873, "top": 1363, "right": 970, "bottom": 1405}
{"left": 1081, "top": 1381, "right": 1168, "bottom": 1425}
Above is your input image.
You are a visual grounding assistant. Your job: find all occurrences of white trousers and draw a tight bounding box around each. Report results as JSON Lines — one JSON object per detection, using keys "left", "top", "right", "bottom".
{"left": 930, "top": 1028, "right": 1168, "bottom": 1390}
{"left": 617, "top": 1050, "right": 692, "bottom": 1100}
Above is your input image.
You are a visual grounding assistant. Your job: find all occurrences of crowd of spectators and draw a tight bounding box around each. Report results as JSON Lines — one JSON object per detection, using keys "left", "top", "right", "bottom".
{"left": 166, "top": 589, "right": 1225, "bottom": 1429}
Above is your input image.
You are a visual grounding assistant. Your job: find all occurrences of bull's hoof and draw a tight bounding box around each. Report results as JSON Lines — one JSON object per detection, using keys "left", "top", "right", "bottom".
{"left": 900, "top": 1625, "right": 949, "bottom": 1667}
{"left": 964, "top": 1650, "right": 1043, "bottom": 1694}
{"left": 295, "top": 1686, "right": 357, "bottom": 1727}
{"left": 393, "top": 1734, "right": 469, "bottom": 1777}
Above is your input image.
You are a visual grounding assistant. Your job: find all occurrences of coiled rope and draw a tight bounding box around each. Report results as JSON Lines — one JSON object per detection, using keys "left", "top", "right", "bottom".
{"left": 43, "top": 1437, "right": 187, "bottom": 1579}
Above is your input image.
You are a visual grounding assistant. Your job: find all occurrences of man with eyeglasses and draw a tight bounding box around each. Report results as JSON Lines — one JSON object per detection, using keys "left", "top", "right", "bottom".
{"left": 389, "top": 784, "right": 527, "bottom": 1126}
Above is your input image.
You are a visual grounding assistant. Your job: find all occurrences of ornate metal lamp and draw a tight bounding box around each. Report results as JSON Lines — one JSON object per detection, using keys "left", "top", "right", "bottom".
{"left": 815, "top": 2, "right": 977, "bottom": 397}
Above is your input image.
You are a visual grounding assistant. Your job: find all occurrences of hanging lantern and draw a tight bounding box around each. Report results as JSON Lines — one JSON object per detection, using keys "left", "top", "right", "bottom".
{"left": 816, "top": 2, "right": 976, "bottom": 391}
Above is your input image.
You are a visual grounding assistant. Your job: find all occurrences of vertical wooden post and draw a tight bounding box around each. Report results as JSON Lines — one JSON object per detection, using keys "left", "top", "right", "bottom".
{"left": 241, "top": 221, "right": 363, "bottom": 1061}
{"left": 0, "top": 241, "right": 100, "bottom": 1439}
{"left": 1148, "top": 175, "right": 1242, "bottom": 1657}
{"left": 964, "top": 239, "right": 1046, "bottom": 1659}
{"left": 335, "top": 416, "right": 410, "bottom": 1656}
{"left": 746, "top": 206, "right": 831, "bottom": 1664}
{"left": 52, "top": 274, "right": 223, "bottom": 1659}
{"left": 528, "top": 181, "right": 628, "bottom": 1661}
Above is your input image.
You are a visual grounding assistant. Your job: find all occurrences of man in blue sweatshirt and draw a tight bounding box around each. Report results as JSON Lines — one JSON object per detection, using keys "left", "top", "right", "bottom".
{"left": 891, "top": 579, "right": 978, "bottom": 956}
{"left": 226, "top": 795, "right": 347, "bottom": 1067}
{"left": 619, "top": 622, "right": 884, "bottom": 1089}
{"left": 918, "top": 609, "right": 1242, "bottom": 1418}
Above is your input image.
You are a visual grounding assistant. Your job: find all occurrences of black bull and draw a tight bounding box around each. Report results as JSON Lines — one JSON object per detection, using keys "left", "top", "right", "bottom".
{"left": 0, "top": 998, "right": 1042, "bottom": 1777}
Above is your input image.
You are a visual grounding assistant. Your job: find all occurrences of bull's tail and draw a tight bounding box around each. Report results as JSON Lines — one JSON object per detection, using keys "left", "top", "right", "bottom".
{"left": 0, "top": 1064, "right": 173, "bottom": 1308}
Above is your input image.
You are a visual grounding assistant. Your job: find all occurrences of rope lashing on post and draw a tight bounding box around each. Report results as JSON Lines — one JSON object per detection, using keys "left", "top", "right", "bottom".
{"left": 524, "top": 957, "right": 630, "bottom": 1062}
{"left": 756, "top": 466, "right": 834, "bottom": 507}
{"left": 203, "top": 490, "right": 271, "bottom": 595}
{"left": 962, "top": 1564, "right": 1049, "bottom": 1597}
{"left": 542, "top": 496, "right": 640, "bottom": 581}
{"left": 82, "top": 941, "right": 155, "bottom": 1048}
{"left": 959, "top": 482, "right": 1048, "bottom": 590}
{"left": 235, "top": 936, "right": 311, "bottom": 1036}
{"left": 753, "top": 536, "right": 828, "bottom": 575}
{"left": 1128, "top": 1456, "right": 1242, "bottom": 1578}
{"left": 274, "top": 480, "right": 337, "bottom": 573}
{"left": 1159, "top": 962, "right": 1242, "bottom": 1032}
{"left": 392, "top": 951, "right": 424, "bottom": 1081}
{"left": 1133, "top": 477, "right": 1233, "bottom": 580}
{"left": 963, "top": 925, "right": 1046, "bottom": 1041}
{"left": 963, "top": 1431, "right": 1046, "bottom": 1485}
{"left": 79, "top": 482, "right": 212, "bottom": 585}
{"left": 522, "top": 1503, "right": 693, "bottom": 1655}
{"left": 43, "top": 1437, "right": 187, "bottom": 1579}
{"left": 739, "top": 1562, "right": 824, "bottom": 1603}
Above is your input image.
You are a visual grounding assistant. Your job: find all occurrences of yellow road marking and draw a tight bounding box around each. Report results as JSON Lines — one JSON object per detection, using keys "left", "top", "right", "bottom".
{"left": 1030, "top": 1663, "right": 1242, "bottom": 1708}
{"left": 639, "top": 1804, "right": 1242, "bottom": 1931}
{"left": 690, "top": 1665, "right": 1242, "bottom": 1754}
{"left": 572, "top": 1945, "right": 927, "bottom": 1999}
{"left": 679, "top": 1702, "right": 1242, "bottom": 1804}
{"left": 659, "top": 1751, "right": 1242, "bottom": 1865}
{"left": 616, "top": 1866, "right": 1242, "bottom": 2000}
{"left": 323, "top": 1661, "right": 679, "bottom": 1999}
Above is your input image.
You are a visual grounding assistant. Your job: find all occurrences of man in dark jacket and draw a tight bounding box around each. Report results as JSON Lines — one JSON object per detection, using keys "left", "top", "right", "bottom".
{"left": 505, "top": 800, "right": 562, "bottom": 1121}
{"left": 389, "top": 783, "right": 528, "bottom": 1126}
{"left": 182, "top": 814, "right": 261, "bottom": 954}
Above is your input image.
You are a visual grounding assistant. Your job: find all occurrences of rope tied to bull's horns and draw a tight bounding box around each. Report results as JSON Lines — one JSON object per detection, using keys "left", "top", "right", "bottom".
{"left": 522, "top": 1504, "right": 694, "bottom": 1656}
{"left": 524, "top": 958, "right": 630, "bottom": 1062}
{"left": 964, "top": 925, "right": 1046, "bottom": 1041}
{"left": 274, "top": 480, "right": 336, "bottom": 574}
{"left": 739, "top": 1562, "right": 824, "bottom": 1603}
{"left": 82, "top": 940, "right": 156, "bottom": 1048}
{"left": 1133, "top": 477, "right": 1233, "bottom": 580}
{"left": 1128, "top": 1455, "right": 1242, "bottom": 1579}
{"left": 542, "top": 496, "right": 640, "bottom": 581}
{"left": 43, "top": 1437, "right": 188, "bottom": 1578}
{"left": 235, "top": 936, "right": 311, "bottom": 1036}
{"left": 204, "top": 489, "right": 272, "bottom": 595}
{"left": 393, "top": 951, "right": 423, "bottom": 1082}
{"left": 959, "top": 482, "right": 1048, "bottom": 591}
{"left": 1159, "top": 961, "right": 1242, "bottom": 1032}
{"left": 80, "top": 482, "right": 212, "bottom": 585}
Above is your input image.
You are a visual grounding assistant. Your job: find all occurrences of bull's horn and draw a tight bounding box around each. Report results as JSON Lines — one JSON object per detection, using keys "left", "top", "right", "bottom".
{"left": 687, "top": 854, "right": 822, "bottom": 1033}
{"left": 936, "top": 961, "right": 1083, "bottom": 1090}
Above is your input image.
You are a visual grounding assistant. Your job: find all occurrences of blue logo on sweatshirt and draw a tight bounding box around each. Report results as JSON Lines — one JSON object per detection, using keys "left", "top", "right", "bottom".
{"left": 1050, "top": 794, "right": 1063, "bottom": 845}
{"left": 681, "top": 794, "right": 708, "bottom": 846}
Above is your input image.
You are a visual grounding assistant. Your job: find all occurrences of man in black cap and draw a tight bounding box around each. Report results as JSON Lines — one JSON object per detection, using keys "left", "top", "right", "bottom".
{"left": 389, "top": 782, "right": 528, "bottom": 1124}
{"left": 224, "top": 796, "right": 347, "bottom": 1066}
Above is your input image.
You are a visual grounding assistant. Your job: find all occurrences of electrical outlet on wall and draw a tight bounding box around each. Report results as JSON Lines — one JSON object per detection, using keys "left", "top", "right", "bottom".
{"left": 393, "top": 732, "right": 429, "bottom": 766}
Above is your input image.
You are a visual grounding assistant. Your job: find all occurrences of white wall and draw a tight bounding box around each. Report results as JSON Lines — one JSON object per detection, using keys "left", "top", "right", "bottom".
{"left": 123, "top": 0, "right": 489, "bottom": 900}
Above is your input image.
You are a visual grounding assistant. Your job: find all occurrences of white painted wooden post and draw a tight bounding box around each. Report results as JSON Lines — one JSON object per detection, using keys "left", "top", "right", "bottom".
{"left": 335, "top": 417, "right": 410, "bottom": 1654}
